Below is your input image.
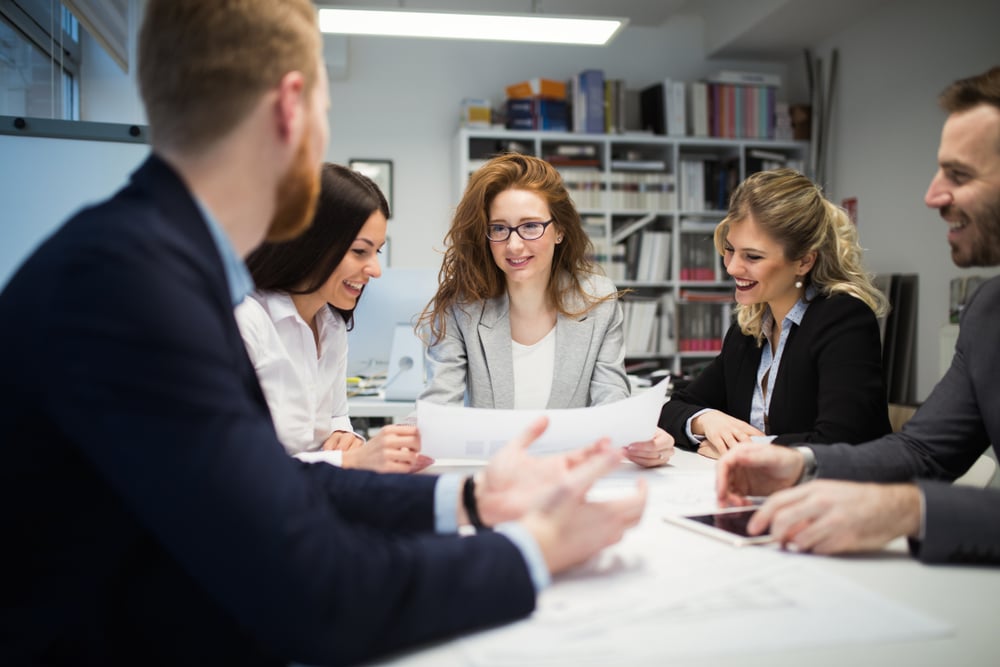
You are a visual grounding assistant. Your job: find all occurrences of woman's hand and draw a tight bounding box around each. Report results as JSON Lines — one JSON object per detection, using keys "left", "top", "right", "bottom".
{"left": 322, "top": 431, "right": 363, "bottom": 452}
{"left": 691, "top": 410, "right": 764, "bottom": 459}
{"left": 624, "top": 427, "right": 675, "bottom": 468}
{"left": 341, "top": 424, "right": 431, "bottom": 473}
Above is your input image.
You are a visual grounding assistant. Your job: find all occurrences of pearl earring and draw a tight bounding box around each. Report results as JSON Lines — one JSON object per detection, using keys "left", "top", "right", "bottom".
{"left": 795, "top": 279, "right": 804, "bottom": 289}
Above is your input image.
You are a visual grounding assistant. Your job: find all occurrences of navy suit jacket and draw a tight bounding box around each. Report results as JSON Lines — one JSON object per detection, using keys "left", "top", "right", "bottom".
{"left": 659, "top": 293, "right": 891, "bottom": 447}
{"left": 0, "top": 156, "right": 534, "bottom": 665}
{"left": 811, "top": 276, "right": 1000, "bottom": 564}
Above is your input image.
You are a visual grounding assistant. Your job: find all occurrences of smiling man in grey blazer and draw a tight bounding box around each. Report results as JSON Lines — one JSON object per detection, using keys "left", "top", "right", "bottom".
{"left": 715, "top": 66, "right": 1000, "bottom": 565}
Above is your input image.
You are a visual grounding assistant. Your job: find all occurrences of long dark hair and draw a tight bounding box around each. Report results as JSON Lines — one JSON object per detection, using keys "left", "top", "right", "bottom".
{"left": 246, "top": 162, "right": 389, "bottom": 328}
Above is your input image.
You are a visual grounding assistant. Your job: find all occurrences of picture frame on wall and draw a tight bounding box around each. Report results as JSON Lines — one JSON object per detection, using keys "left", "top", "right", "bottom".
{"left": 349, "top": 158, "right": 393, "bottom": 217}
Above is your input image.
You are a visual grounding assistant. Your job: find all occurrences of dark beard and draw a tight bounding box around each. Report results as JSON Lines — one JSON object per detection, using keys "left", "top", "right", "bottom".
{"left": 950, "top": 190, "right": 1000, "bottom": 267}
{"left": 265, "top": 132, "right": 320, "bottom": 243}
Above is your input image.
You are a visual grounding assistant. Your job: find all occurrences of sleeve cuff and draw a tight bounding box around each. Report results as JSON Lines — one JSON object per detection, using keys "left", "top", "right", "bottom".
{"left": 293, "top": 450, "right": 343, "bottom": 467}
{"left": 433, "top": 473, "right": 461, "bottom": 534}
{"left": 794, "top": 446, "right": 818, "bottom": 484}
{"left": 685, "top": 408, "right": 713, "bottom": 445}
{"left": 495, "top": 521, "right": 551, "bottom": 592}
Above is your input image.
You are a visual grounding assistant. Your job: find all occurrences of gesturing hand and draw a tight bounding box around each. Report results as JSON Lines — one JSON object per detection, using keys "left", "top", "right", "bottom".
{"left": 518, "top": 429, "right": 648, "bottom": 574}
{"left": 716, "top": 441, "right": 805, "bottom": 506}
{"left": 476, "top": 416, "right": 629, "bottom": 527}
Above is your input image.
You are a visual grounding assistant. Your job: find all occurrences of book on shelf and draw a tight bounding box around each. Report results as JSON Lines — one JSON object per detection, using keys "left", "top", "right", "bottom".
{"left": 678, "top": 288, "right": 733, "bottom": 303}
{"left": 622, "top": 296, "right": 660, "bottom": 356}
{"left": 708, "top": 70, "right": 781, "bottom": 87}
{"left": 505, "top": 77, "right": 566, "bottom": 100}
{"left": 603, "top": 78, "right": 627, "bottom": 134}
{"left": 677, "top": 302, "right": 729, "bottom": 352}
{"left": 687, "top": 81, "right": 709, "bottom": 137}
{"left": 611, "top": 212, "right": 656, "bottom": 245}
{"left": 608, "top": 243, "right": 627, "bottom": 283}
{"left": 610, "top": 159, "right": 667, "bottom": 170}
{"left": 505, "top": 98, "right": 568, "bottom": 131}
{"left": 639, "top": 79, "right": 686, "bottom": 137}
{"left": 573, "top": 69, "right": 605, "bottom": 134}
{"left": 659, "top": 291, "right": 676, "bottom": 355}
{"left": 545, "top": 155, "right": 601, "bottom": 168}
{"left": 679, "top": 232, "right": 719, "bottom": 281}
{"left": 635, "top": 230, "right": 671, "bottom": 283}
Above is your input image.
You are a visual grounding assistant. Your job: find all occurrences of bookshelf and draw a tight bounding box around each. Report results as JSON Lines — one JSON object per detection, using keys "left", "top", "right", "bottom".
{"left": 455, "top": 127, "right": 809, "bottom": 376}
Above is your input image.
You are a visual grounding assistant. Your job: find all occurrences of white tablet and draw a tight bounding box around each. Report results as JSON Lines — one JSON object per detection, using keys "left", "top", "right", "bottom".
{"left": 663, "top": 506, "right": 774, "bottom": 547}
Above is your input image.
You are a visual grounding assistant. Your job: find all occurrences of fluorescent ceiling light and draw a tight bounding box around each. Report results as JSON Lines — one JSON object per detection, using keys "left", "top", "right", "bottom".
{"left": 318, "top": 8, "right": 627, "bottom": 46}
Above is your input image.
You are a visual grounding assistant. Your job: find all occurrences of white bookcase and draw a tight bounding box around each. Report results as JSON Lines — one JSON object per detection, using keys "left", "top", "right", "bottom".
{"left": 454, "top": 127, "right": 809, "bottom": 376}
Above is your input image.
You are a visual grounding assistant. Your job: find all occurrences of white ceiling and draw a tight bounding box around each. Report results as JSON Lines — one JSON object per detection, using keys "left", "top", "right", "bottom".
{"left": 318, "top": 0, "right": 890, "bottom": 58}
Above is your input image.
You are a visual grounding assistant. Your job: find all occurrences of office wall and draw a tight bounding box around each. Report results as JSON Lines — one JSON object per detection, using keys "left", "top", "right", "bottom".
{"left": 22, "top": 1, "right": 999, "bottom": 400}
{"left": 324, "top": 17, "right": 796, "bottom": 271}
{"left": 811, "top": 0, "right": 1000, "bottom": 400}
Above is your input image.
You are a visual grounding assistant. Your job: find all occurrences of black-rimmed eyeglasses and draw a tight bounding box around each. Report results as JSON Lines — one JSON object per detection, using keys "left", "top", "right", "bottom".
{"left": 486, "top": 219, "right": 554, "bottom": 242}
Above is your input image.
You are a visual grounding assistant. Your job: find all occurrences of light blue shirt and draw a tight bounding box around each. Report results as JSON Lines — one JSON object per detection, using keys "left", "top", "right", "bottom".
{"left": 750, "top": 286, "right": 816, "bottom": 433}
{"left": 198, "top": 202, "right": 549, "bottom": 593}
{"left": 195, "top": 199, "right": 254, "bottom": 307}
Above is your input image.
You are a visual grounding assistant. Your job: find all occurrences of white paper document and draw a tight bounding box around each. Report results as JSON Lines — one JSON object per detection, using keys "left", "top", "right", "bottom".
{"left": 458, "top": 535, "right": 951, "bottom": 666}
{"left": 416, "top": 378, "right": 669, "bottom": 460}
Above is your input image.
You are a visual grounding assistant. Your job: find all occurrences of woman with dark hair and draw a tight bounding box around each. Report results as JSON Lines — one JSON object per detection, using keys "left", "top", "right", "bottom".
{"left": 237, "top": 163, "right": 428, "bottom": 472}
{"left": 418, "top": 153, "right": 674, "bottom": 468}
{"left": 659, "top": 168, "right": 892, "bottom": 458}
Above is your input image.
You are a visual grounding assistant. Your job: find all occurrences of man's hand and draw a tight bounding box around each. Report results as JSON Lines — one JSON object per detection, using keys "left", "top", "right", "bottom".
{"left": 693, "top": 410, "right": 765, "bottom": 456}
{"left": 520, "top": 447, "right": 648, "bottom": 574}
{"left": 475, "top": 416, "right": 633, "bottom": 527}
{"left": 716, "top": 441, "right": 805, "bottom": 506}
{"left": 746, "top": 480, "right": 923, "bottom": 554}
{"left": 624, "top": 427, "right": 675, "bottom": 468}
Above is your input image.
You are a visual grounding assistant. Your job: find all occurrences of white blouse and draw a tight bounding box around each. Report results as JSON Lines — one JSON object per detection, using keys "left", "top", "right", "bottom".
{"left": 511, "top": 326, "right": 557, "bottom": 409}
{"left": 235, "top": 290, "right": 359, "bottom": 463}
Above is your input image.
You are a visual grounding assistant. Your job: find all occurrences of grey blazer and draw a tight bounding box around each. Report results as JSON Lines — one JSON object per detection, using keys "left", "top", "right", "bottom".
{"left": 420, "top": 273, "right": 630, "bottom": 409}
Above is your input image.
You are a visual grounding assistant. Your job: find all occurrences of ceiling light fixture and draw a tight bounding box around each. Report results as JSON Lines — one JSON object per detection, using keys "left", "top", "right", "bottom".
{"left": 318, "top": 8, "right": 627, "bottom": 46}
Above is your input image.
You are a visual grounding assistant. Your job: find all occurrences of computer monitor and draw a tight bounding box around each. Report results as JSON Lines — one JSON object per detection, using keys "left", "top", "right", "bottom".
{"left": 346, "top": 267, "right": 440, "bottom": 380}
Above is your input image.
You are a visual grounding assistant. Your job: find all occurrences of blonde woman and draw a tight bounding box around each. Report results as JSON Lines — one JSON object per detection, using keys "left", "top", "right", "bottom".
{"left": 659, "top": 168, "right": 891, "bottom": 458}
{"left": 419, "top": 153, "right": 674, "bottom": 467}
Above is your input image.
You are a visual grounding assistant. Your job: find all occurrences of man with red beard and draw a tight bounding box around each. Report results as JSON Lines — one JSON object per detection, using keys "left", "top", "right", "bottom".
{"left": 715, "top": 66, "right": 1000, "bottom": 565}
{"left": 0, "top": 1, "right": 647, "bottom": 665}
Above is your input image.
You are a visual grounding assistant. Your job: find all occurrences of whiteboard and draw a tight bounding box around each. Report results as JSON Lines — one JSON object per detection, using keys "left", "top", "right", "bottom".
{"left": 0, "top": 133, "right": 151, "bottom": 288}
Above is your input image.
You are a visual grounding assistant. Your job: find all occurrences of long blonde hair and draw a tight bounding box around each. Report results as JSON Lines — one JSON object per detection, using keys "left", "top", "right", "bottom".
{"left": 714, "top": 168, "right": 889, "bottom": 343}
{"left": 419, "top": 153, "right": 611, "bottom": 344}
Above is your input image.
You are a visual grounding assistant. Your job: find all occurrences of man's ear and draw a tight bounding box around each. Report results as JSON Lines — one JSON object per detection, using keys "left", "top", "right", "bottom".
{"left": 275, "top": 71, "right": 307, "bottom": 143}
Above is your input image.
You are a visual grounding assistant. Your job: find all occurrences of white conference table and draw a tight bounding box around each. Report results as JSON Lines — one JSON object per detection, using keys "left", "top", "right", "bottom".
{"left": 369, "top": 449, "right": 1000, "bottom": 667}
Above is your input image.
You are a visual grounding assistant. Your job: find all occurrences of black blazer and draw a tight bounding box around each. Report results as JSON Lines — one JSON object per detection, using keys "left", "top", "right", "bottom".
{"left": 0, "top": 156, "right": 534, "bottom": 666}
{"left": 659, "top": 292, "right": 891, "bottom": 447}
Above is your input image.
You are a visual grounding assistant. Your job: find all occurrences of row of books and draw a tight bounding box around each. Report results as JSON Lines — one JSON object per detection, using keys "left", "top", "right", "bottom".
{"left": 676, "top": 301, "right": 733, "bottom": 352}
{"left": 496, "top": 69, "right": 796, "bottom": 138}
{"left": 677, "top": 151, "right": 806, "bottom": 213}
{"left": 678, "top": 232, "right": 721, "bottom": 281}
{"left": 622, "top": 293, "right": 675, "bottom": 356}
{"left": 556, "top": 169, "right": 678, "bottom": 212}
{"left": 621, "top": 295, "right": 735, "bottom": 356}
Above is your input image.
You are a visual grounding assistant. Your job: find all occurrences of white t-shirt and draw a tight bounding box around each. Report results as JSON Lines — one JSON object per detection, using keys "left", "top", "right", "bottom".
{"left": 235, "top": 290, "right": 360, "bottom": 464}
{"left": 511, "top": 326, "right": 557, "bottom": 409}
